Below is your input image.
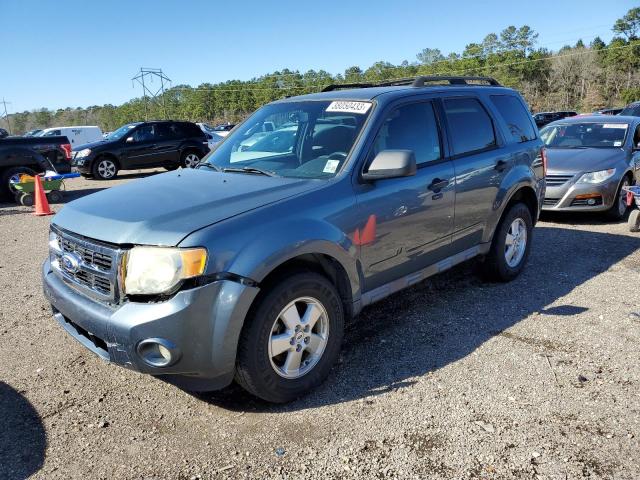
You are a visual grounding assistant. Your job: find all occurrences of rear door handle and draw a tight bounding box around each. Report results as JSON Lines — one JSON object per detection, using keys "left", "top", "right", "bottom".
{"left": 428, "top": 178, "right": 449, "bottom": 192}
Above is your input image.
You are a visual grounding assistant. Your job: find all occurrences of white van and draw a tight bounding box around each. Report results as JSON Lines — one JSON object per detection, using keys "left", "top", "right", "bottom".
{"left": 38, "top": 126, "right": 103, "bottom": 147}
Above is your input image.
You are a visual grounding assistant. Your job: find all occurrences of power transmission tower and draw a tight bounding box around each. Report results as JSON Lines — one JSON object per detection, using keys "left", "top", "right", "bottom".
{"left": 132, "top": 68, "right": 171, "bottom": 120}
{"left": 1, "top": 98, "right": 12, "bottom": 134}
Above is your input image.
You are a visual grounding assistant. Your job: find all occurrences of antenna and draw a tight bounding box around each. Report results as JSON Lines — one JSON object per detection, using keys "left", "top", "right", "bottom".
{"left": 131, "top": 68, "right": 171, "bottom": 120}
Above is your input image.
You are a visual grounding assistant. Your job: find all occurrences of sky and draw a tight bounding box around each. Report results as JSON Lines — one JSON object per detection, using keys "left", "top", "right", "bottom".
{"left": 0, "top": 0, "right": 637, "bottom": 112}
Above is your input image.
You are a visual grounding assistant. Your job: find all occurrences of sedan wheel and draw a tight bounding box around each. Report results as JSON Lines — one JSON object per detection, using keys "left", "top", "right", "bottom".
{"left": 608, "top": 177, "right": 631, "bottom": 220}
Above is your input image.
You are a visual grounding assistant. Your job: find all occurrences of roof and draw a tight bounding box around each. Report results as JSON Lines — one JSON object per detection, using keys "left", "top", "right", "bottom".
{"left": 275, "top": 84, "right": 514, "bottom": 104}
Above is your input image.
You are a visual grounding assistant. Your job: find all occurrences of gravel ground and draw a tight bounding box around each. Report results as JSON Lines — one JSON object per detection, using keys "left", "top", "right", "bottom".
{"left": 1, "top": 170, "right": 639, "bottom": 480}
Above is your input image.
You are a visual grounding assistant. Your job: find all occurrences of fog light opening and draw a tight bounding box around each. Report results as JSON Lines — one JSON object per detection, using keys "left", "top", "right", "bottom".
{"left": 137, "top": 338, "right": 180, "bottom": 368}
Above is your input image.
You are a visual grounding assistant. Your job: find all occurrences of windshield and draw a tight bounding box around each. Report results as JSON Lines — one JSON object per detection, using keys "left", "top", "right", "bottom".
{"left": 540, "top": 122, "right": 629, "bottom": 148}
{"left": 201, "top": 100, "right": 372, "bottom": 178}
{"left": 107, "top": 123, "right": 138, "bottom": 141}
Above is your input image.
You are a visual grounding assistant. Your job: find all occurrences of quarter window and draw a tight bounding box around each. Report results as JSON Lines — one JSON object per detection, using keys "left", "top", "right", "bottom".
{"left": 444, "top": 97, "right": 496, "bottom": 156}
{"left": 490, "top": 95, "right": 536, "bottom": 142}
{"left": 371, "top": 102, "right": 441, "bottom": 166}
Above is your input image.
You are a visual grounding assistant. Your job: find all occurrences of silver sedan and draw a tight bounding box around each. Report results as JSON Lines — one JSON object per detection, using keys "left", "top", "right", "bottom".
{"left": 541, "top": 116, "right": 640, "bottom": 219}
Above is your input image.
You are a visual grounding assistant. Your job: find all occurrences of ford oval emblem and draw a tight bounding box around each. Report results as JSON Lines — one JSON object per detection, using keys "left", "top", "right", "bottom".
{"left": 61, "top": 252, "right": 82, "bottom": 274}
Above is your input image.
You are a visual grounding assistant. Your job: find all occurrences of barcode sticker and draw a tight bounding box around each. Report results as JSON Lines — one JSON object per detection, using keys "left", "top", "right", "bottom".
{"left": 323, "top": 159, "right": 340, "bottom": 173}
{"left": 326, "top": 101, "right": 372, "bottom": 114}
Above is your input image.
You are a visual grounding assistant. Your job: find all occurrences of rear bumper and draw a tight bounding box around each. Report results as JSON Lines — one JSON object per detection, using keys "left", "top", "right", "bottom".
{"left": 42, "top": 259, "right": 260, "bottom": 391}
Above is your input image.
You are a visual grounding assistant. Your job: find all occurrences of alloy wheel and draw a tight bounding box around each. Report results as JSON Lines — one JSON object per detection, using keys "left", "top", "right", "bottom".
{"left": 504, "top": 217, "right": 527, "bottom": 268}
{"left": 618, "top": 178, "right": 630, "bottom": 217}
{"left": 268, "top": 297, "right": 329, "bottom": 379}
{"left": 97, "top": 159, "right": 116, "bottom": 179}
{"left": 184, "top": 153, "right": 200, "bottom": 168}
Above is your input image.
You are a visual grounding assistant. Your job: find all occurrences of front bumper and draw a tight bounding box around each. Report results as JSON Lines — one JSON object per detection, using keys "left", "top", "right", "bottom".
{"left": 71, "top": 156, "right": 93, "bottom": 173}
{"left": 42, "top": 259, "right": 259, "bottom": 391}
{"left": 542, "top": 176, "right": 619, "bottom": 212}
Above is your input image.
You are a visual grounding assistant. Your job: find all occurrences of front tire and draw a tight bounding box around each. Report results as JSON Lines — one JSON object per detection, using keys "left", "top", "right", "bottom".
{"left": 92, "top": 157, "right": 118, "bottom": 180}
{"left": 482, "top": 202, "right": 533, "bottom": 282}
{"left": 235, "top": 272, "right": 344, "bottom": 403}
{"left": 607, "top": 176, "right": 631, "bottom": 220}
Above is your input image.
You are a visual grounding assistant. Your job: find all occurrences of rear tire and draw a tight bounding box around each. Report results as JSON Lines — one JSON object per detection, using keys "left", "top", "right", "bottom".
{"left": 180, "top": 151, "right": 201, "bottom": 169}
{"left": 235, "top": 272, "right": 344, "bottom": 403}
{"left": 482, "top": 202, "right": 533, "bottom": 282}
{"left": 1, "top": 166, "right": 36, "bottom": 201}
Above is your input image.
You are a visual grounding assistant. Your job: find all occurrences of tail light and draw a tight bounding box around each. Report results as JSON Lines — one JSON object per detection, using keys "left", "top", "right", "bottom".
{"left": 61, "top": 143, "right": 72, "bottom": 160}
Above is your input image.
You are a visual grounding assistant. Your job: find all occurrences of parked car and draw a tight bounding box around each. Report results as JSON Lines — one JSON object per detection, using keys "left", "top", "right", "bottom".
{"left": 211, "top": 123, "right": 236, "bottom": 137}
{"left": 540, "top": 115, "right": 640, "bottom": 218}
{"left": 533, "top": 111, "right": 578, "bottom": 128}
{"left": 23, "top": 129, "right": 43, "bottom": 137}
{"left": 0, "top": 128, "right": 8, "bottom": 139}
{"left": 593, "top": 107, "right": 623, "bottom": 116}
{"left": 196, "top": 123, "right": 225, "bottom": 149}
{"left": 43, "top": 76, "right": 545, "bottom": 402}
{"left": 71, "top": 120, "right": 209, "bottom": 179}
{"left": 0, "top": 135, "right": 72, "bottom": 200}
{"left": 620, "top": 101, "right": 640, "bottom": 117}
{"left": 38, "top": 126, "right": 103, "bottom": 146}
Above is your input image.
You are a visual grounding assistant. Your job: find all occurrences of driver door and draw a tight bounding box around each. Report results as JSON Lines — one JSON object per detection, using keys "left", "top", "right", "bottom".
{"left": 123, "top": 124, "right": 158, "bottom": 168}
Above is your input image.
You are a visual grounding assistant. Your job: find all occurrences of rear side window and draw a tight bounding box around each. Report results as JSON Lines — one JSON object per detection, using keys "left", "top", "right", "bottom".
{"left": 178, "top": 122, "right": 205, "bottom": 137}
{"left": 371, "top": 101, "right": 441, "bottom": 166}
{"left": 443, "top": 98, "right": 496, "bottom": 156}
{"left": 490, "top": 95, "right": 537, "bottom": 142}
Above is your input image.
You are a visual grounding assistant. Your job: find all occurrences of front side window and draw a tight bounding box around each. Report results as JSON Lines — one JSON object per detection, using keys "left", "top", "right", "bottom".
{"left": 203, "top": 101, "right": 372, "bottom": 178}
{"left": 490, "top": 95, "right": 536, "bottom": 142}
{"left": 42, "top": 129, "right": 61, "bottom": 137}
{"left": 444, "top": 97, "right": 496, "bottom": 156}
{"left": 370, "top": 102, "right": 441, "bottom": 166}
{"left": 540, "top": 122, "right": 629, "bottom": 148}
{"left": 132, "top": 125, "right": 156, "bottom": 142}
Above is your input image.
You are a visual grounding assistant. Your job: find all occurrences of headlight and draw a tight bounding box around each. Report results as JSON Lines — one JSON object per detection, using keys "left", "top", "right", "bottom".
{"left": 578, "top": 169, "right": 616, "bottom": 184}
{"left": 124, "top": 247, "right": 207, "bottom": 295}
{"left": 75, "top": 148, "right": 92, "bottom": 158}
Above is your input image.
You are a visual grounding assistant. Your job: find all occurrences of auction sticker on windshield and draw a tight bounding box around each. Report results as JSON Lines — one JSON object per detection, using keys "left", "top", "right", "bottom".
{"left": 603, "top": 124, "right": 627, "bottom": 129}
{"left": 326, "top": 101, "right": 372, "bottom": 114}
{"left": 323, "top": 159, "right": 340, "bottom": 173}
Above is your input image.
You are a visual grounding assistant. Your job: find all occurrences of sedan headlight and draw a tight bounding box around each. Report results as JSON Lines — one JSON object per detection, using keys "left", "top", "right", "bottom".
{"left": 578, "top": 169, "right": 616, "bottom": 184}
{"left": 75, "top": 148, "right": 92, "bottom": 158}
{"left": 124, "top": 247, "right": 207, "bottom": 295}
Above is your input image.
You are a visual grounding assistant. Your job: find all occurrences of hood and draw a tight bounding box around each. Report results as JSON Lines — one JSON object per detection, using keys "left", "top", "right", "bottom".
{"left": 545, "top": 148, "right": 626, "bottom": 174}
{"left": 52, "top": 169, "right": 319, "bottom": 245}
{"left": 72, "top": 139, "right": 111, "bottom": 151}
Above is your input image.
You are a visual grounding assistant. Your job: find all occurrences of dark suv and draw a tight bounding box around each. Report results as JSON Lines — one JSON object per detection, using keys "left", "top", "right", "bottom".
{"left": 72, "top": 120, "right": 209, "bottom": 179}
{"left": 43, "top": 76, "right": 545, "bottom": 402}
{"left": 533, "top": 111, "right": 578, "bottom": 128}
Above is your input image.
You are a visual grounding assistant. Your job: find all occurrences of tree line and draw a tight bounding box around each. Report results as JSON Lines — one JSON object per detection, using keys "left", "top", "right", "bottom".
{"left": 2, "top": 7, "right": 639, "bottom": 135}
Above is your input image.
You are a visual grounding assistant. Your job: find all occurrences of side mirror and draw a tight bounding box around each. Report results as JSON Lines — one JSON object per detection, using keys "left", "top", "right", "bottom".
{"left": 362, "top": 150, "right": 417, "bottom": 181}
{"left": 125, "top": 136, "right": 134, "bottom": 143}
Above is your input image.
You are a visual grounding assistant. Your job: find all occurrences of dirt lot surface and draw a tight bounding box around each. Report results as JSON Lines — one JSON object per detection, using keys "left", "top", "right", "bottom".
{"left": 1, "top": 170, "right": 639, "bottom": 480}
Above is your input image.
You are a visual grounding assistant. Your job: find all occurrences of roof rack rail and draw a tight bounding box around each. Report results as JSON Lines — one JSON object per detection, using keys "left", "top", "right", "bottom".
{"left": 320, "top": 76, "right": 501, "bottom": 92}
{"left": 411, "top": 76, "right": 501, "bottom": 87}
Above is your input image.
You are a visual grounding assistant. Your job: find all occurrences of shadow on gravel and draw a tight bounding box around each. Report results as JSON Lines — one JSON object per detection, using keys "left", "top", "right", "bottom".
{"left": 194, "top": 225, "right": 640, "bottom": 412}
{"left": 0, "top": 382, "right": 46, "bottom": 480}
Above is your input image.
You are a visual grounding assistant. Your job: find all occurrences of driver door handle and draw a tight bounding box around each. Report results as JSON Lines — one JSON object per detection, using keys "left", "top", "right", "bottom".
{"left": 428, "top": 178, "right": 449, "bottom": 192}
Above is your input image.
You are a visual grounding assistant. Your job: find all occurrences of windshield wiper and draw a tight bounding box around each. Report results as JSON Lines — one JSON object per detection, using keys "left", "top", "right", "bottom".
{"left": 196, "top": 162, "right": 221, "bottom": 171}
{"left": 222, "top": 166, "right": 278, "bottom": 177}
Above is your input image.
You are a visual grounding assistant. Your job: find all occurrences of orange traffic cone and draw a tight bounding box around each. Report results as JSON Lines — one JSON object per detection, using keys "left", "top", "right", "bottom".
{"left": 33, "top": 175, "right": 53, "bottom": 216}
{"left": 352, "top": 228, "right": 362, "bottom": 246}
{"left": 359, "top": 214, "right": 377, "bottom": 245}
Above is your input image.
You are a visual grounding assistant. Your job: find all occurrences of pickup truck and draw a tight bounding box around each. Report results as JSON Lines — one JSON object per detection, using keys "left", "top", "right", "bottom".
{"left": 0, "top": 136, "right": 72, "bottom": 200}
{"left": 43, "top": 76, "right": 545, "bottom": 403}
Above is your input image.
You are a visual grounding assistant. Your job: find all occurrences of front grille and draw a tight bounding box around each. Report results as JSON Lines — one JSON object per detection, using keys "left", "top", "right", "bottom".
{"left": 50, "top": 227, "right": 122, "bottom": 302}
{"left": 543, "top": 198, "right": 559, "bottom": 206}
{"left": 545, "top": 174, "right": 574, "bottom": 186}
